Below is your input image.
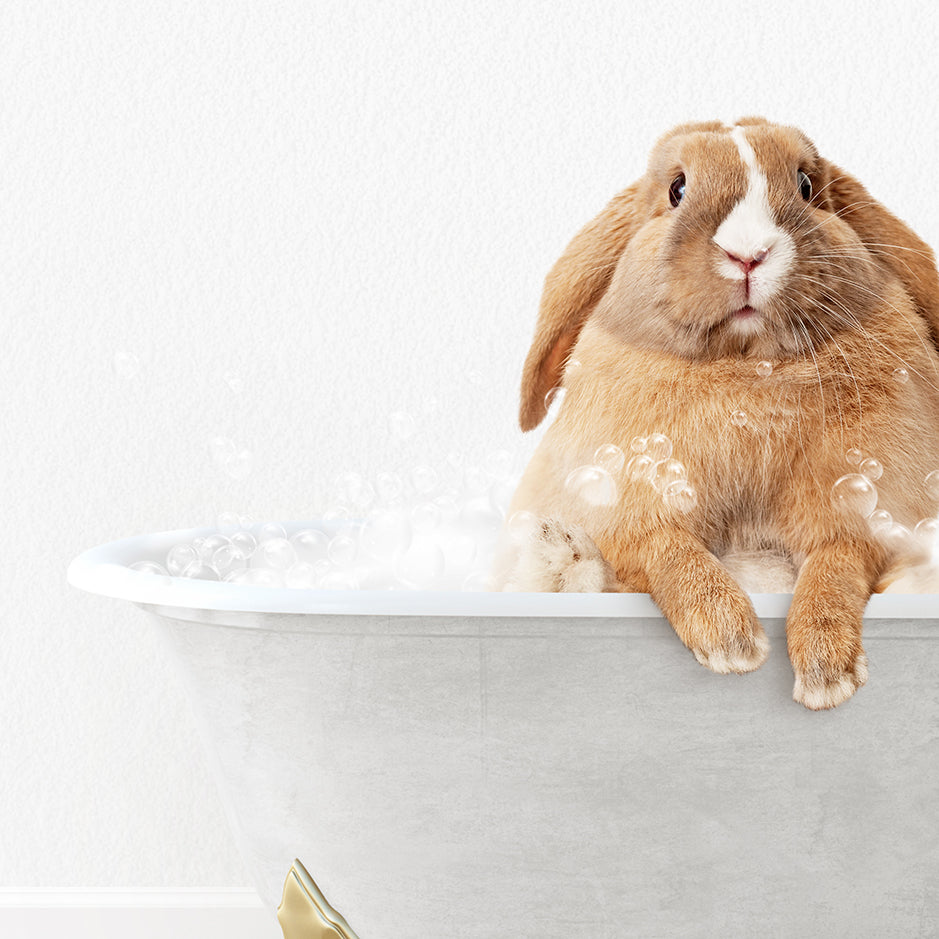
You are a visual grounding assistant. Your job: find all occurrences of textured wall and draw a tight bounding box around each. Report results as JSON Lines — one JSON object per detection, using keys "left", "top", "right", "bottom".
{"left": 2, "top": 0, "right": 938, "bottom": 889}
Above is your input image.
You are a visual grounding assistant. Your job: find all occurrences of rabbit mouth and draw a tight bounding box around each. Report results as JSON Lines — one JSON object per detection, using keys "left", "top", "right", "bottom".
{"left": 734, "top": 305, "right": 758, "bottom": 319}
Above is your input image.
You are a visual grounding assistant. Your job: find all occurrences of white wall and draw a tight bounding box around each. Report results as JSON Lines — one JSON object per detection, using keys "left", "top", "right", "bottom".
{"left": 3, "top": 0, "right": 938, "bottom": 913}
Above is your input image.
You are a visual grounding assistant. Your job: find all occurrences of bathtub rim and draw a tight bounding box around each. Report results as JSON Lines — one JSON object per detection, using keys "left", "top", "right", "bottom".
{"left": 67, "top": 523, "right": 939, "bottom": 622}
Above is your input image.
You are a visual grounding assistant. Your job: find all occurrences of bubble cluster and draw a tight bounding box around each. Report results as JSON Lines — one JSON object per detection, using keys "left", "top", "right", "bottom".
{"left": 128, "top": 451, "right": 520, "bottom": 591}
{"left": 626, "top": 433, "right": 698, "bottom": 513}
{"left": 831, "top": 453, "right": 939, "bottom": 560}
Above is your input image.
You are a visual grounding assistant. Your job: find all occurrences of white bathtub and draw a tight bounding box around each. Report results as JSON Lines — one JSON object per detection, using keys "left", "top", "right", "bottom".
{"left": 69, "top": 524, "right": 939, "bottom": 938}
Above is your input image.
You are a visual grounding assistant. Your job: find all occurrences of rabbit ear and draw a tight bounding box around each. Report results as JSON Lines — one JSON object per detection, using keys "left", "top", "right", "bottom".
{"left": 820, "top": 161, "right": 939, "bottom": 350}
{"left": 519, "top": 182, "right": 645, "bottom": 431}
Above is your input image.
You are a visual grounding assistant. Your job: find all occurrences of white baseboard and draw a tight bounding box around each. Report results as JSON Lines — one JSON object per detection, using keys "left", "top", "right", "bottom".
{"left": 0, "top": 891, "right": 282, "bottom": 939}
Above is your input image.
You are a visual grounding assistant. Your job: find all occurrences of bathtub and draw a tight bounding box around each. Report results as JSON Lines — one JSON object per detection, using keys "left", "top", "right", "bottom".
{"left": 69, "top": 523, "right": 939, "bottom": 938}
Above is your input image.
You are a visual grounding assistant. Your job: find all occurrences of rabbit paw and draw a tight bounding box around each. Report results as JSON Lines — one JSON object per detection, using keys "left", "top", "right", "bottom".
{"left": 688, "top": 615, "right": 770, "bottom": 674}
{"left": 502, "top": 518, "right": 618, "bottom": 592}
{"left": 792, "top": 651, "right": 868, "bottom": 710}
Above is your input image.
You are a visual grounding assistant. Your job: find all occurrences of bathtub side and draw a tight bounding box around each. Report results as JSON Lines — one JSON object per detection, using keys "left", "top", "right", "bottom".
{"left": 149, "top": 605, "right": 939, "bottom": 938}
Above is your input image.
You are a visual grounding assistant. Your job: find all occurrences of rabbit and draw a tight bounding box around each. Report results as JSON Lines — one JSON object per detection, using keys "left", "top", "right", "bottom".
{"left": 500, "top": 117, "right": 939, "bottom": 710}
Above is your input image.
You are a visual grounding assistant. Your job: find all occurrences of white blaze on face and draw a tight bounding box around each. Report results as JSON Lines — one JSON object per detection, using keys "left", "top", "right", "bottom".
{"left": 713, "top": 125, "right": 795, "bottom": 310}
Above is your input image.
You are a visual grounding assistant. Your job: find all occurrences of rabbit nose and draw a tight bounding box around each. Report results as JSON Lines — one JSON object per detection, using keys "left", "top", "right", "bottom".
{"left": 724, "top": 247, "right": 770, "bottom": 273}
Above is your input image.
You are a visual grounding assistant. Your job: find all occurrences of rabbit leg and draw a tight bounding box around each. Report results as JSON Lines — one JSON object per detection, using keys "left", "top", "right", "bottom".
{"left": 786, "top": 540, "right": 879, "bottom": 710}
{"left": 498, "top": 517, "right": 620, "bottom": 592}
{"left": 614, "top": 529, "right": 770, "bottom": 673}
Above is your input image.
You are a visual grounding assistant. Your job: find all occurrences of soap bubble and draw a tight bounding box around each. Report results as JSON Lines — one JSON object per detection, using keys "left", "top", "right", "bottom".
{"left": 506, "top": 509, "right": 541, "bottom": 542}
{"left": 130, "top": 560, "right": 168, "bottom": 576}
{"left": 184, "top": 564, "right": 218, "bottom": 580}
{"left": 244, "top": 568, "right": 284, "bottom": 587}
{"left": 878, "top": 523, "right": 914, "bottom": 555}
{"left": 914, "top": 517, "right": 939, "bottom": 546}
{"left": 756, "top": 360, "right": 773, "bottom": 377}
{"left": 327, "top": 533, "right": 358, "bottom": 568}
{"left": 859, "top": 458, "right": 883, "bottom": 482}
{"left": 651, "top": 459, "right": 687, "bottom": 493}
{"left": 845, "top": 448, "right": 863, "bottom": 466}
{"left": 564, "top": 465, "right": 617, "bottom": 506}
{"left": 255, "top": 537, "right": 296, "bottom": 570}
{"left": 212, "top": 543, "right": 247, "bottom": 578}
{"left": 230, "top": 530, "right": 257, "bottom": 559}
{"left": 285, "top": 562, "right": 318, "bottom": 589}
{"left": 630, "top": 436, "right": 648, "bottom": 454}
{"left": 868, "top": 509, "right": 893, "bottom": 536}
{"left": 166, "top": 544, "right": 201, "bottom": 577}
{"left": 290, "top": 528, "right": 330, "bottom": 564}
{"left": 893, "top": 367, "right": 910, "bottom": 384}
{"left": 925, "top": 470, "right": 939, "bottom": 501}
{"left": 196, "top": 534, "right": 230, "bottom": 564}
{"left": 594, "top": 444, "right": 626, "bottom": 475}
{"left": 831, "top": 474, "right": 878, "bottom": 518}
{"left": 112, "top": 349, "right": 140, "bottom": 379}
{"left": 222, "top": 370, "right": 244, "bottom": 394}
{"left": 647, "top": 434, "right": 672, "bottom": 461}
{"left": 257, "top": 522, "right": 287, "bottom": 542}
{"left": 731, "top": 410, "right": 748, "bottom": 427}
{"left": 209, "top": 436, "right": 253, "bottom": 480}
{"left": 663, "top": 480, "right": 699, "bottom": 513}
{"left": 389, "top": 411, "right": 416, "bottom": 440}
{"left": 360, "top": 508, "right": 412, "bottom": 560}
{"left": 209, "top": 436, "right": 236, "bottom": 464}
{"left": 395, "top": 537, "right": 445, "bottom": 588}
{"left": 627, "top": 453, "right": 655, "bottom": 482}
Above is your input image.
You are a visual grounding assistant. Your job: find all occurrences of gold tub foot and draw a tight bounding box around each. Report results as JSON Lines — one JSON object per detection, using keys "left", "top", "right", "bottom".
{"left": 277, "top": 858, "right": 361, "bottom": 939}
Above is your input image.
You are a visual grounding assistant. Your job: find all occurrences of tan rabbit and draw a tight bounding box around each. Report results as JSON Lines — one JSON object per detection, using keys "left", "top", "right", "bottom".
{"left": 503, "top": 118, "right": 939, "bottom": 710}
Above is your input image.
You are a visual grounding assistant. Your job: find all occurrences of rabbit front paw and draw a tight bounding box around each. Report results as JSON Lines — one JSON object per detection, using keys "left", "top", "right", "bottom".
{"left": 686, "top": 611, "right": 770, "bottom": 674}
{"left": 791, "top": 650, "right": 869, "bottom": 710}
{"left": 502, "top": 517, "right": 619, "bottom": 592}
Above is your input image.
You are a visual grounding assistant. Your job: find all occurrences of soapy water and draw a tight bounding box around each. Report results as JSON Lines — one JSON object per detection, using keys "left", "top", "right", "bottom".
{"left": 131, "top": 451, "right": 522, "bottom": 591}
{"left": 127, "top": 437, "right": 939, "bottom": 591}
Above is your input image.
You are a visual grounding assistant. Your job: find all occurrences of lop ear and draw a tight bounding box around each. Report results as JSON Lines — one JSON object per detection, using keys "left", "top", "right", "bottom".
{"left": 820, "top": 160, "right": 939, "bottom": 351}
{"left": 519, "top": 182, "right": 645, "bottom": 431}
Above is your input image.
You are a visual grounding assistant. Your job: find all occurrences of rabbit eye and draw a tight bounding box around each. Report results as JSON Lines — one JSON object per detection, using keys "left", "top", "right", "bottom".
{"left": 798, "top": 170, "right": 812, "bottom": 201}
{"left": 669, "top": 174, "right": 686, "bottom": 208}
